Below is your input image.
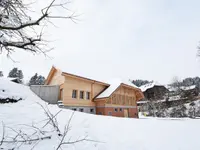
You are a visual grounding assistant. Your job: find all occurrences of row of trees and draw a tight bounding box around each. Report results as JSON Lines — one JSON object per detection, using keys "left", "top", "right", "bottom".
{"left": 8, "top": 67, "right": 24, "bottom": 83}
{"left": 0, "top": 68, "right": 45, "bottom": 85}
{"left": 132, "top": 79, "right": 152, "bottom": 87}
{"left": 132, "top": 77, "right": 200, "bottom": 90}
{"left": 171, "top": 76, "right": 200, "bottom": 92}
{"left": 144, "top": 101, "right": 200, "bottom": 118}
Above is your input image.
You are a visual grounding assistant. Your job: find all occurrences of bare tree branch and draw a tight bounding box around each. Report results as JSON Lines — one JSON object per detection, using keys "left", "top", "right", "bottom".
{"left": 37, "top": 102, "right": 61, "bottom": 134}
{"left": 0, "top": 0, "right": 77, "bottom": 57}
{"left": 0, "top": 104, "right": 103, "bottom": 149}
{"left": 0, "top": 14, "right": 48, "bottom": 30}
{"left": 2, "top": 136, "right": 51, "bottom": 143}
{"left": 0, "top": 122, "right": 5, "bottom": 146}
{"left": 56, "top": 111, "right": 75, "bottom": 150}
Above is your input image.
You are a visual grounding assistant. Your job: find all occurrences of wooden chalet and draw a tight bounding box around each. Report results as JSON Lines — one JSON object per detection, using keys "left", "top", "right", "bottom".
{"left": 45, "top": 66, "right": 144, "bottom": 118}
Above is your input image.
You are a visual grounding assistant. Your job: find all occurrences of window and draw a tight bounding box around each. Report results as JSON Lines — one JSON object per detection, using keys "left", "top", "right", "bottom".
{"left": 60, "top": 89, "right": 63, "bottom": 100}
{"left": 80, "top": 91, "right": 84, "bottom": 99}
{"left": 90, "top": 109, "right": 94, "bottom": 113}
{"left": 114, "top": 108, "right": 118, "bottom": 112}
{"left": 86, "top": 92, "right": 90, "bottom": 100}
{"left": 79, "top": 108, "right": 84, "bottom": 112}
{"left": 72, "top": 90, "right": 77, "bottom": 98}
{"left": 108, "top": 112, "right": 112, "bottom": 116}
{"left": 120, "top": 108, "right": 122, "bottom": 112}
{"left": 98, "top": 112, "right": 102, "bottom": 115}
{"left": 72, "top": 108, "right": 77, "bottom": 111}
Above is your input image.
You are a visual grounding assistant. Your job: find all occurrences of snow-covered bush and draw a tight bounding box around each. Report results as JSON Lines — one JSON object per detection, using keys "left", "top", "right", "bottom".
{"left": 0, "top": 88, "right": 23, "bottom": 103}
{"left": 0, "top": 78, "right": 25, "bottom": 103}
{"left": 170, "top": 105, "right": 187, "bottom": 118}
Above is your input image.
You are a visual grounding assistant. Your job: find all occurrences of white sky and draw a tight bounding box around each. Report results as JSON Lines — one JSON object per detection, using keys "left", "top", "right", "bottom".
{"left": 1, "top": 0, "right": 200, "bottom": 84}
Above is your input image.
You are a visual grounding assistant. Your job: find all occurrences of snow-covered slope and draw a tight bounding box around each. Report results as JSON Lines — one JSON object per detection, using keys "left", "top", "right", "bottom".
{"left": 0, "top": 79, "right": 200, "bottom": 150}
{"left": 0, "top": 77, "right": 26, "bottom": 100}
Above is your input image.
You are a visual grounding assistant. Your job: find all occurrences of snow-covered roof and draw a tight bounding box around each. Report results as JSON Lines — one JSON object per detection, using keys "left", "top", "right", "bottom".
{"left": 140, "top": 81, "right": 164, "bottom": 92}
{"left": 0, "top": 77, "right": 18, "bottom": 81}
{"left": 96, "top": 78, "right": 138, "bottom": 99}
{"left": 7, "top": 77, "right": 19, "bottom": 81}
{"left": 180, "top": 85, "right": 196, "bottom": 91}
{"left": 166, "top": 85, "right": 176, "bottom": 92}
{"left": 167, "top": 85, "right": 197, "bottom": 92}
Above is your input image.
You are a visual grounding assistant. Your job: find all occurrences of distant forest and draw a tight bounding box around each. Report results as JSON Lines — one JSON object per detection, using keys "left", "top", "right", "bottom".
{"left": 132, "top": 77, "right": 200, "bottom": 89}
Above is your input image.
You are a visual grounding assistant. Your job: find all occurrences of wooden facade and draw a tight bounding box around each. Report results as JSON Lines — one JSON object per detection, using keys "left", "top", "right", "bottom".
{"left": 45, "top": 66, "right": 144, "bottom": 118}
{"left": 143, "top": 85, "right": 168, "bottom": 100}
{"left": 95, "top": 84, "right": 141, "bottom": 118}
{"left": 61, "top": 75, "right": 108, "bottom": 107}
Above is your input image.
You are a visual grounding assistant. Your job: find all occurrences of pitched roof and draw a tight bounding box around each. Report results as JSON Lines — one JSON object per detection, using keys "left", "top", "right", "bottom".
{"left": 0, "top": 77, "right": 18, "bottom": 81}
{"left": 45, "top": 66, "right": 57, "bottom": 85}
{"left": 45, "top": 66, "right": 109, "bottom": 86}
{"left": 180, "top": 85, "right": 196, "bottom": 91}
{"left": 139, "top": 81, "right": 164, "bottom": 92}
{"left": 96, "top": 78, "right": 138, "bottom": 99}
{"left": 166, "top": 85, "right": 197, "bottom": 92}
{"left": 6, "top": 77, "right": 19, "bottom": 81}
{"left": 62, "top": 71, "right": 109, "bottom": 86}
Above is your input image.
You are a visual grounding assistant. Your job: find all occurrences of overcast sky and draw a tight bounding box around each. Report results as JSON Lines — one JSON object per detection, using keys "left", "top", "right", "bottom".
{"left": 1, "top": 0, "right": 200, "bottom": 84}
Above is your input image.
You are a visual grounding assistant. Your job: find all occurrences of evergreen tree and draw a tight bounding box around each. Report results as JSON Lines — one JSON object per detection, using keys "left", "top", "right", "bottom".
{"left": 18, "top": 70, "right": 24, "bottom": 80}
{"left": 8, "top": 68, "right": 18, "bottom": 78}
{"left": 29, "top": 73, "right": 45, "bottom": 85}
{"left": 8, "top": 68, "right": 24, "bottom": 83}
{"left": 29, "top": 73, "right": 38, "bottom": 85}
{"left": 36, "top": 75, "right": 45, "bottom": 85}
{"left": 132, "top": 79, "right": 151, "bottom": 87}
{"left": 0, "top": 71, "right": 3, "bottom": 77}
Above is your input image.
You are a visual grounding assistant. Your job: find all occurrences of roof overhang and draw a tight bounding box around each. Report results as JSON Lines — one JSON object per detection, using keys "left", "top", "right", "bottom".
{"left": 95, "top": 83, "right": 144, "bottom": 101}
{"left": 45, "top": 66, "right": 57, "bottom": 85}
{"left": 121, "top": 83, "right": 140, "bottom": 90}
{"left": 61, "top": 72, "right": 110, "bottom": 86}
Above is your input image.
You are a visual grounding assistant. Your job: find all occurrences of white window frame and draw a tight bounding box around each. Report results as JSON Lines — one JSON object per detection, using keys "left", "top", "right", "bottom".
{"left": 80, "top": 91, "right": 84, "bottom": 99}
{"left": 72, "top": 90, "right": 77, "bottom": 99}
{"left": 86, "top": 91, "right": 90, "bottom": 100}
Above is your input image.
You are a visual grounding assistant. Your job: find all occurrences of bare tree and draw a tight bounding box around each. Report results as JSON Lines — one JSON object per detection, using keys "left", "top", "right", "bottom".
{"left": 0, "top": 104, "right": 102, "bottom": 149}
{"left": 170, "top": 76, "right": 182, "bottom": 94}
{"left": 0, "top": 0, "right": 77, "bottom": 57}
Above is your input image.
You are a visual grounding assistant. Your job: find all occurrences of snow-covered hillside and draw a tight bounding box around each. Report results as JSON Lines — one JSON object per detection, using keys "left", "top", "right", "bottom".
{"left": 0, "top": 77, "right": 25, "bottom": 100}
{"left": 0, "top": 78, "right": 200, "bottom": 150}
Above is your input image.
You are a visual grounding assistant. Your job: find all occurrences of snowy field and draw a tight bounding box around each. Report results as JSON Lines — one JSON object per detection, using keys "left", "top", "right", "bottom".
{"left": 0, "top": 78, "right": 200, "bottom": 150}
